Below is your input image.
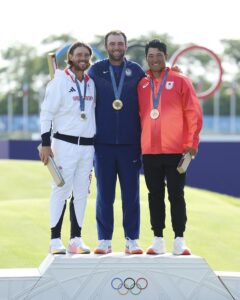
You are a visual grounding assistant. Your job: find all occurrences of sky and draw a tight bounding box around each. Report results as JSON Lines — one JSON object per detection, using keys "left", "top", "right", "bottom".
{"left": 0, "top": 0, "right": 239, "bottom": 55}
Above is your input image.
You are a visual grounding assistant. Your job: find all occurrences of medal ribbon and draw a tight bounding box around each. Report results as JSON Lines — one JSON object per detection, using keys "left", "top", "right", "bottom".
{"left": 150, "top": 68, "right": 169, "bottom": 109}
{"left": 75, "top": 76, "right": 87, "bottom": 112}
{"left": 109, "top": 61, "right": 127, "bottom": 100}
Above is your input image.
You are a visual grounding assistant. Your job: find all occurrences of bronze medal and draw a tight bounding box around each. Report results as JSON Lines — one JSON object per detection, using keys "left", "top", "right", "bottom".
{"left": 150, "top": 109, "right": 160, "bottom": 119}
{"left": 80, "top": 111, "right": 87, "bottom": 120}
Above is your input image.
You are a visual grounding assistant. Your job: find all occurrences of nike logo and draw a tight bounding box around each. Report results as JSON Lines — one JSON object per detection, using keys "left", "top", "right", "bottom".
{"left": 103, "top": 70, "right": 108, "bottom": 74}
{"left": 143, "top": 82, "right": 149, "bottom": 89}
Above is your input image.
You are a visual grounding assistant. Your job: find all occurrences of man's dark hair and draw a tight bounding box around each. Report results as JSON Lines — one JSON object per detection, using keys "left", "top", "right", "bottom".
{"left": 104, "top": 30, "right": 127, "bottom": 47}
{"left": 67, "top": 42, "right": 92, "bottom": 66}
{"left": 145, "top": 39, "right": 167, "bottom": 56}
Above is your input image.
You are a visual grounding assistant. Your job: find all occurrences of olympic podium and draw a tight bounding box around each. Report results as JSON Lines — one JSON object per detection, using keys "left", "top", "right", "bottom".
{"left": 0, "top": 253, "right": 239, "bottom": 300}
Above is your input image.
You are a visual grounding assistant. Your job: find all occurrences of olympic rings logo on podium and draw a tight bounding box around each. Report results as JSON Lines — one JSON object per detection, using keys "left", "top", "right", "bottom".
{"left": 111, "top": 277, "right": 148, "bottom": 295}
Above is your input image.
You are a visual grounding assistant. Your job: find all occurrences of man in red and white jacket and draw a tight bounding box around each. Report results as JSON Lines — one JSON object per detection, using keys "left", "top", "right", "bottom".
{"left": 138, "top": 39, "right": 202, "bottom": 255}
{"left": 40, "top": 42, "right": 96, "bottom": 255}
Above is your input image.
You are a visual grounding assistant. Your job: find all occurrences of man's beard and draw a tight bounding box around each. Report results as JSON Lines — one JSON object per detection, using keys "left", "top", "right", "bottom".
{"left": 71, "top": 60, "right": 89, "bottom": 72}
{"left": 108, "top": 52, "right": 125, "bottom": 62}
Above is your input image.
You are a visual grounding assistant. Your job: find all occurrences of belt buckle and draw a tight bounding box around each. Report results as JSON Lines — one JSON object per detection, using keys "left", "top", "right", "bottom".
{"left": 77, "top": 137, "right": 81, "bottom": 145}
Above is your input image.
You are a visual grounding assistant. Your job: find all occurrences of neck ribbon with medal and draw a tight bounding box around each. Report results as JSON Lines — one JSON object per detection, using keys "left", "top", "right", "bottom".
{"left": 75, "top": 76, "right": 87, "bottom": 120}
{"left": 150, "top": 68, "right": 169, "bottom": 119}
{"left": 109, "top": 61, "right": 127, "bottom": 110}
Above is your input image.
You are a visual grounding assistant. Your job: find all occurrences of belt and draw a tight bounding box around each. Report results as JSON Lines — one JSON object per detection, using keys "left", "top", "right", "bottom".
{"left": 53, "top": 132, "right": 95, "bottom": 145}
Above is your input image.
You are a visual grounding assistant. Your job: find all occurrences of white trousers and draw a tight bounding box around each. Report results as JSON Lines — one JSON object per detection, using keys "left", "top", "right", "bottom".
{"left": 50, "top": 138, "right": 94, "bottom": 228}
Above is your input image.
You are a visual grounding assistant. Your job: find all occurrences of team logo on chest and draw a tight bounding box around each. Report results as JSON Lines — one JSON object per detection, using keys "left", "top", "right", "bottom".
{"left": 165, "top": 81, "right": 174, "bottom": 90}
{"left": 125, "top": 68, "right": 132, "bottom": 76}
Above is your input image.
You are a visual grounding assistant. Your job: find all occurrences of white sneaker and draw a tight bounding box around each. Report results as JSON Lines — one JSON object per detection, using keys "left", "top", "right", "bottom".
{"left": 49, "top": 238, "right": 66, "bottom": 255}
{"left": 67, "top": 237, "right": 90, "bottom": 254}
{"left": 94, "top": 240, "right": 112, "bottom": 254}
{"left": 125, "top": 238, "right": 143, "bottom": 254}
{"left": 173, "top": 237, "right": 191, "bottom": 255}
{"left": 147, "top": 237, "right": 166, "bottom": 255}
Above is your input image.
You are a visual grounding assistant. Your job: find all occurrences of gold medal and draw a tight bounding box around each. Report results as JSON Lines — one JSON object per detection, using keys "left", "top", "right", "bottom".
{"left": 150, "top": 109, "right": 159, "bottom": 119}
{"left": 112, "top": 99, "right": 123, "bottom": 110}
{"left": 80, "top": 111, "right": 87, "bottom": 120}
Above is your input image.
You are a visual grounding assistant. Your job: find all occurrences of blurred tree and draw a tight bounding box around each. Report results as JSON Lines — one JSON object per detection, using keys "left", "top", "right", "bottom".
{"left": 0, "top": 43, "right": 40, "bottom": 115}
{"left": 220, "top": 39, "right": 240, "bottom": 114}
{"left": 221, "top": 39, "right": 240, "bottom": 66}
{"left": 201, "top": 82, "right": 234, "bottom": 115}
{"left": 0, "top": 34, "right": 77, "bottom": 115}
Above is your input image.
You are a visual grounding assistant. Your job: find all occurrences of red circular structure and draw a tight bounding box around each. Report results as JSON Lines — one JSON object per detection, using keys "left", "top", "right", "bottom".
{"left": 169, "top": 45, "right": 223, "bottom": 99}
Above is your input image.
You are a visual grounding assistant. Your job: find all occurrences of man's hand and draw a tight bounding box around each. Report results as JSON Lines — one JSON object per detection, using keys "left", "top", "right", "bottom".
{"left": 39, "top": 146, "right": 54, "bottom": 165}
{"left": 171, "top": 65, "right": 182, "bottom": 73}
{"left": 184, "top": 147, "right": 197, "bottom": 159}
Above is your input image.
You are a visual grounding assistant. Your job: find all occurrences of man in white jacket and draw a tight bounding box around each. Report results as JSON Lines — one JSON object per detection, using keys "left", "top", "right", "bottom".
{"left": 39, "top": 42, "right": 96, "bottom": 254}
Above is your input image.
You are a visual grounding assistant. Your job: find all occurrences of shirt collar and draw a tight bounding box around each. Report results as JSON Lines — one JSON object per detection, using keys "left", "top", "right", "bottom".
{"left": 64, "top": 68, "right": 90, "bottom": 82}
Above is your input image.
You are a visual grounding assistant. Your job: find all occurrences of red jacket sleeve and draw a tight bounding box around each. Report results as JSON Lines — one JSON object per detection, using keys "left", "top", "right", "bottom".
{"left": 182, "top": 77, "right": 203, "bottom": 150}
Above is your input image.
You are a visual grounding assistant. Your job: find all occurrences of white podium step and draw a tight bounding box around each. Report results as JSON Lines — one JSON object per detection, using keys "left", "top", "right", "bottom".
{"left": 0, "top": 253, "right": 238, "bottom": 300}
{"left": 216, "top": 271, "right": 240, "bottom": 300}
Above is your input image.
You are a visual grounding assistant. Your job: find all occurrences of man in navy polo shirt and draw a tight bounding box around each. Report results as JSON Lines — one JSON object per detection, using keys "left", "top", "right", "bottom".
{"left": 89, "top": 30, "right": 145, "bottom": 254}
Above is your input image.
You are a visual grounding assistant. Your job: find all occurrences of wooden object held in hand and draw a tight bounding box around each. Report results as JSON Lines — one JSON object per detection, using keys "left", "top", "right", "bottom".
{"left": 37, "top": 144, "right": 65, "bottom": 187}
{"left": 177, "top": 153, "right": 192, "bottom": 174}
{"left": 47, "top": 53, "right": 58, "bottom": 80}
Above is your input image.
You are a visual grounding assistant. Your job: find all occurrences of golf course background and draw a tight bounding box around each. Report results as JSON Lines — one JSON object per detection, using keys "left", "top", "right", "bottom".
{"left": 0, "top": 160, "right": 239, "bottom": 271}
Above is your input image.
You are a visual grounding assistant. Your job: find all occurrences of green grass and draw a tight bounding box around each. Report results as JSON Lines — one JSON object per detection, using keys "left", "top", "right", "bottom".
{"left": 0, "top": 159, "right": 239, "bottom": 272}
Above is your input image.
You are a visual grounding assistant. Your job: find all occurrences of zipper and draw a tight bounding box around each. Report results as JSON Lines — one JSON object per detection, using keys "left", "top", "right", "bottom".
{"left": 115, "top": 111, "right": 119, "bottom": 144}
